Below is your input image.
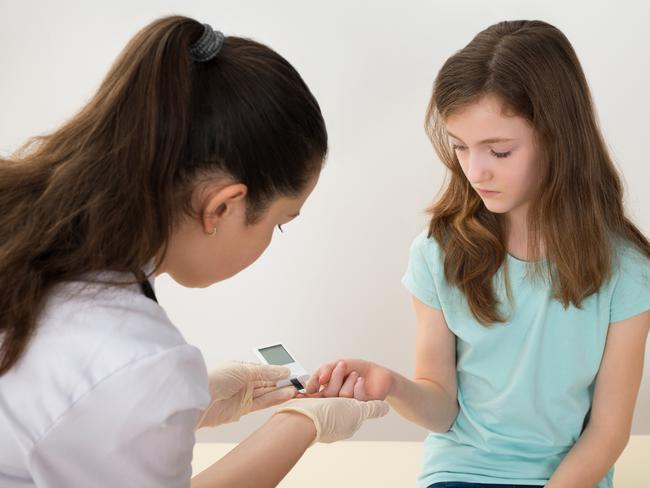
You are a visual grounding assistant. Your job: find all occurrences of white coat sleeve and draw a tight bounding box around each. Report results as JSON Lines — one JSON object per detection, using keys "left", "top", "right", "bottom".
{"left": 27, "top": 345, "right": 210, "bottom": 488}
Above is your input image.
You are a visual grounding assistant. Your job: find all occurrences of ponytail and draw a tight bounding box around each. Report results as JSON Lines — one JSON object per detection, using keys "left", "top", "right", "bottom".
{"left": 0, "top": 15, "right": 327, "bottom": 375}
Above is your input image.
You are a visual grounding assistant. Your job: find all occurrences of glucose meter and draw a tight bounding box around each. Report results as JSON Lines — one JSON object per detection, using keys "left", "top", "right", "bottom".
{"left": 253, "top": 342, "right": 309, "bottom": 391}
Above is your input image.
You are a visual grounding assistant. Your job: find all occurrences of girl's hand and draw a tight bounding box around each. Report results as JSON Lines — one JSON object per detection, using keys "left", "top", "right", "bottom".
{"left": 301, "top": 359, "right": 394, "bottom": 401}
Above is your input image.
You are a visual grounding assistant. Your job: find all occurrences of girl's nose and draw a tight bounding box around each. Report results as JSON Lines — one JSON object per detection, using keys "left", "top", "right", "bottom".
{"left": 466, "top": 152, "right": 491, "bottom": 184}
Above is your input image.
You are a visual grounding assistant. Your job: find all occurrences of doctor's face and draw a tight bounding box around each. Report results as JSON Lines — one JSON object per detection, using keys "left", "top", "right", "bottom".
{"left": 161, "top": 171, "right": 320, "bottom": 288}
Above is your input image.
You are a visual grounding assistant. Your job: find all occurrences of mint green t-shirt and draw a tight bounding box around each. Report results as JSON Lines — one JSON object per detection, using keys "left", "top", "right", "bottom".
{"left": 401, "top": 230, "right": 650, "bottom": 488}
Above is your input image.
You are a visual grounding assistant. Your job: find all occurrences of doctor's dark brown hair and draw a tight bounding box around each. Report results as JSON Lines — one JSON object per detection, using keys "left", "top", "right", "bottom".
{"left": 424, "top": 20, "right": 650, "bottom": 326}
{"left": 0, "top": 16, "right": 327, "bottom": 375}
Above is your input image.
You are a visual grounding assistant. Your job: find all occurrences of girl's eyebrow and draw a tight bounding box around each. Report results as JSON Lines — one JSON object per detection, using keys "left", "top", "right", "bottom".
{"left": 447, "top": 131, "right": 515, "bottom": 144}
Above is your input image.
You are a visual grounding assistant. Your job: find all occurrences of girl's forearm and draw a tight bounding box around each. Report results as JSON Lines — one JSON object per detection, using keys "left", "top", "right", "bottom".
{"left": 545, "top": 426, "right": 628, "bottom": 488}
{"left": 191, "top": 412, "right": 316, "bottom": 488}
{"left": 386, "top": 369, "right": 458, "bottom": 433}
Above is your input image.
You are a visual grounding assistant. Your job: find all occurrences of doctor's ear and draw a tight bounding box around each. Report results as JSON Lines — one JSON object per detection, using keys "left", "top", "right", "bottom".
{"left": 201, "top": 183, "right": 248, "bottom": 232}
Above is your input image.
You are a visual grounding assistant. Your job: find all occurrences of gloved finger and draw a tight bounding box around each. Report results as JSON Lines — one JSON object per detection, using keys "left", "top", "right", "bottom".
{"left": 253, "top": 379, "right": 277, "bottom": 389}
{"left": 296, "top": 391, "right": 325, "bottom": 399}
{"left": 252, "top": 379, "right": 298, "bottom": 396}
{"left": 353, "top": 376, "right": 369, "bottom": 401}
{"left": 338, "top": 371, "right": 358, "bottom": 398}
{"left": 247, "top": 363, "right": 292, "bottom": 381}
{"left": 359, "top": 399, "right": 390, "bottom": 419}
{"left": 322, "top": 361, "right": 348, "bottom": 397}
{"left": 251, "top": 386, "right": 297, "bottom": 411}
{"left": 253, "top": 385, "right": 281, "bottom": 398}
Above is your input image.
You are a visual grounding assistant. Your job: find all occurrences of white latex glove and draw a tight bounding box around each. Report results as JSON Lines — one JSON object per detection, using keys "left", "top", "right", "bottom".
{"left": 196, "top": 361, "right": 297, "bottom": 429}
{"left": 274, "top": 397, "right": 390, "bottom": 444}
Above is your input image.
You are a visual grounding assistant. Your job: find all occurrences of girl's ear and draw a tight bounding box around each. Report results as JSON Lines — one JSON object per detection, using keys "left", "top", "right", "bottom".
{"left": 201, "top": 183, "right": 248, "bottom": 232}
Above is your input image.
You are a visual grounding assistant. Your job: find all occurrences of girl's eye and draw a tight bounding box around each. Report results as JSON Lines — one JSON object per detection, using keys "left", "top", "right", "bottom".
{"left": 491, "top": 149, "right": 511, "bottom": 158}
{"left": 452, "top": 144, "right": 467, "bottom": 152}
{"left": 277, "top": 224, "right": 284, "bottom": 233}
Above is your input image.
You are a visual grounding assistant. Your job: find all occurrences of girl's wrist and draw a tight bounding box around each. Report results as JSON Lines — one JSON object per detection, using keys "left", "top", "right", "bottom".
{"left": 385, "top": 367, "right": 402, "bottom": 401}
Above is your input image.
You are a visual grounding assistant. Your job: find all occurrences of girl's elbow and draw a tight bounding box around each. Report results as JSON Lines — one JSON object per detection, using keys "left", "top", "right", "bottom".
{"left": 587, "top": 422, "right": 631, "bottom": 454}
{"left": 430, "top": 401, "right": 459, "bottom": 433}
{"left": 613, "top": 432, "right": 631, "bottom": 454}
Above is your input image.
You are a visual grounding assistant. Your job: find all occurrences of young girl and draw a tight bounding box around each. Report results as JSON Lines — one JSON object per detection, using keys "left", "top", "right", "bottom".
{"left": 304, "top": 20, "right": 650, "bottom": 488}
{"left": 0, "top": 16, "right": 388, "bottom": 487}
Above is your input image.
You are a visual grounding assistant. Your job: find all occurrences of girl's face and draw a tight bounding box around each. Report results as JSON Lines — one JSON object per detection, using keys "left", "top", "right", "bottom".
{"left": 445, "top": 94, "right": 541, "bottom": 229}
{"left": 159, "top": 171, "right": 320, "bottom": 287}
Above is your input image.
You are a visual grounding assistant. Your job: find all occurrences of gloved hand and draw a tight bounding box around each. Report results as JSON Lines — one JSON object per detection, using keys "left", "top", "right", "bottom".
{"left": 273, "top": 397, "right": 390, "bottom": 444}
{"left": 196, "top": 361, "right": 297, "bottom": 429}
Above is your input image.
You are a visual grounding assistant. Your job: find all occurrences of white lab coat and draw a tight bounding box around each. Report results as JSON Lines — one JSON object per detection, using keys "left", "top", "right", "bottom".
{"left": 0, "top": 265, "right": 211, "bottom": 487}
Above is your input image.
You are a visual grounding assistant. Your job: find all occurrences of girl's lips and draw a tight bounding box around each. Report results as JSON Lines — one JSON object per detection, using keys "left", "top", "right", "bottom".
{"left": 477, "top": 189, "right": 501, "bottom": 197}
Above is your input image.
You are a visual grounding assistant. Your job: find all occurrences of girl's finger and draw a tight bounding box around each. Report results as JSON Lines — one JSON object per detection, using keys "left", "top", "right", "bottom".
{"left": 305, "top": 361, "right": 337, "bottom": 393}
{"left": 316, "top": 361, "right": 341, "bottom": 385}
{"left": 322, "top": 361, "right": 348, "bottom": 397}
{"left": 338, "top": 371, "right": 358, "bottom": 398}
{"left": 353, "top": 376, "right": 369, "bottom": 401}
{"left": 305, "top": 370, "right": 322, "bottom": 394}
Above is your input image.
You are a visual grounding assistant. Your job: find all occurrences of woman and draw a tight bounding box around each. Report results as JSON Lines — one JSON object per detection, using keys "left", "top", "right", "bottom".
{"left": 0, "top": 16, "right": 387, "bottom": 488}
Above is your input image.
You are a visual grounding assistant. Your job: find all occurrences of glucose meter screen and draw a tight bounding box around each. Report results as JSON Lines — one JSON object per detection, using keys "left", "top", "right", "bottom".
{"left": 259, "top": 345, "right": 294, "bottom": 365}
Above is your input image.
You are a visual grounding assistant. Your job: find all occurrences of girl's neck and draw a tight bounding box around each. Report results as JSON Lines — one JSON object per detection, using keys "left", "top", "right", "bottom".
{"left": 506, "top": 238, "right": 528, "bottom": 261}
{"left": 503, "top": 210, "right": 546, "bottom": 262}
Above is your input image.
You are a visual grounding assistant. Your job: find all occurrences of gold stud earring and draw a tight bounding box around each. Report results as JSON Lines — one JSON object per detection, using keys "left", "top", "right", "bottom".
{"left": 206, "top": 227, "right": 217, "bottom": 237}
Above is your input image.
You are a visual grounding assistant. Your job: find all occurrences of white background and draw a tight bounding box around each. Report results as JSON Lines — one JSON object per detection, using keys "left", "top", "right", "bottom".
{"left": 1, "top": 0, "right": 648, "bottom": 443}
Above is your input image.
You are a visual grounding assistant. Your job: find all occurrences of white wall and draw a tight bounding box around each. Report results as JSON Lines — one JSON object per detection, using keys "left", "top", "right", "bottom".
{"left": 1, "top": 0, "right": 648, "bottom": 443}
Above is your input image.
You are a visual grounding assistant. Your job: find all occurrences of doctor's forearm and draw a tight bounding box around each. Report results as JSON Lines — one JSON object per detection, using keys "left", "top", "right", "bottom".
{"left": 387, "top": 372, "right": 458, "bottom": 433}
{"left": 190, "top": 412, "right": 316, "bottom": 488}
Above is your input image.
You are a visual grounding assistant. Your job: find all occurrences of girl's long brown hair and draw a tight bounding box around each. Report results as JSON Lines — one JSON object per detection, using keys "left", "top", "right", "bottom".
{"left": 0, "top": 16, "right": 327, "bottom": 375}
{"left": 425, "top": 20, "right": 649, "bottom": 326}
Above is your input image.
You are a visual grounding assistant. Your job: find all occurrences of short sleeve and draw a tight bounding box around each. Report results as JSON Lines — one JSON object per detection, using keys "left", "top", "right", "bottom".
{"left": 401, "top": 231, "right": 442, "bottom": 310}
{"left": 609, "top": 244, "right": 650, "bottom": 324}
{"left": 28, "top": 345, "right": 210, "bottom": 488}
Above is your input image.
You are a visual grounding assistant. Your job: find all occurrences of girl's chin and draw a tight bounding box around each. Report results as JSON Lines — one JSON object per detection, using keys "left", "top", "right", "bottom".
{"left": 482, "top": 200, "right": 510, "bottom": 213}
